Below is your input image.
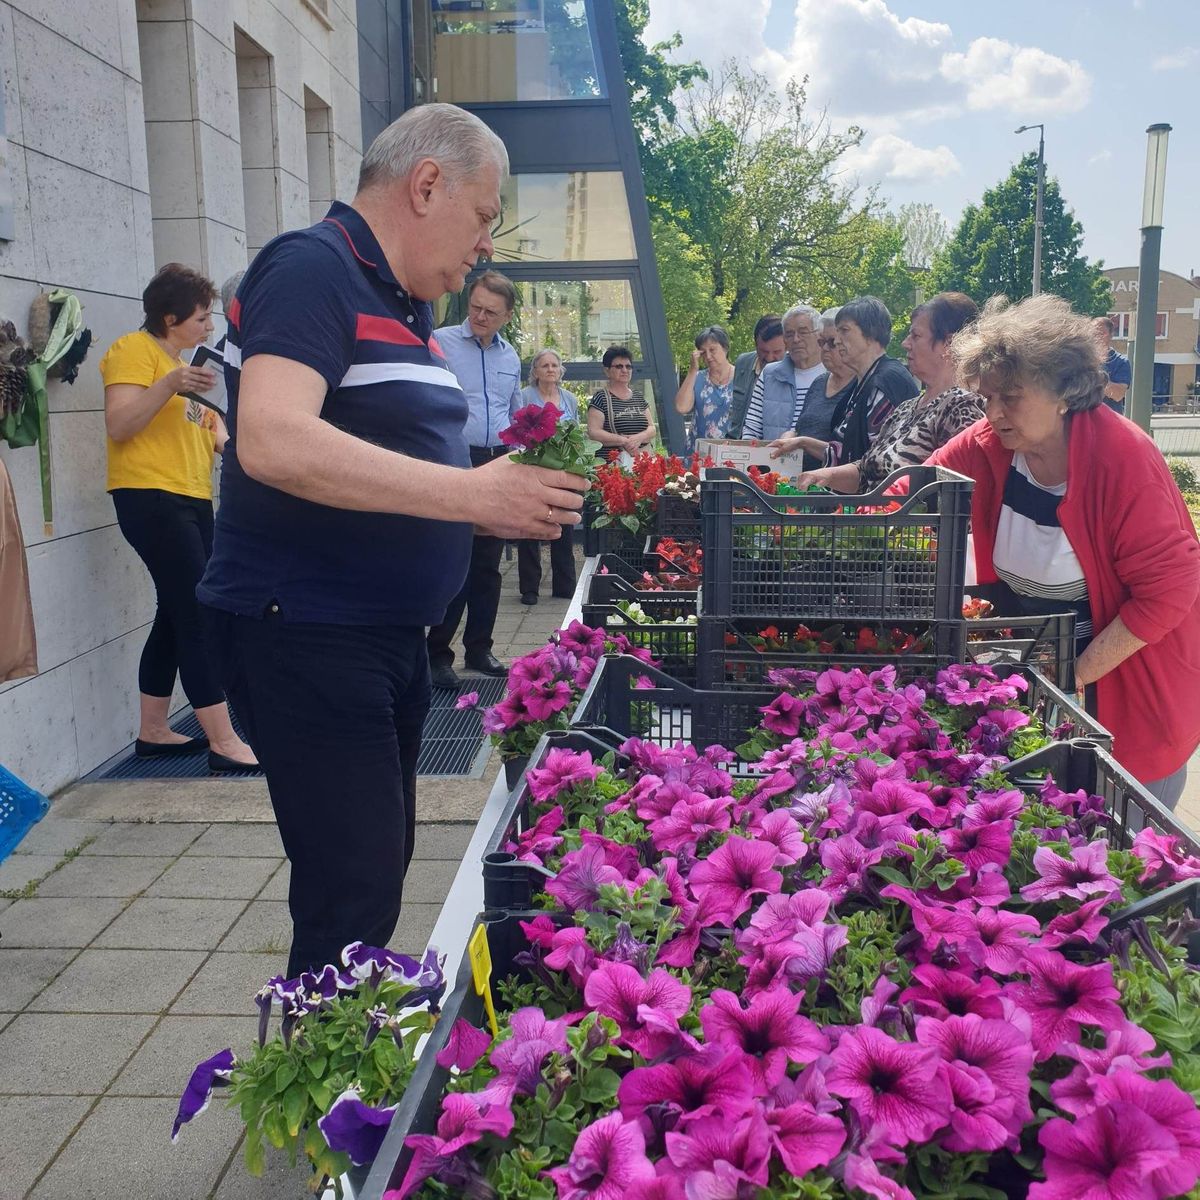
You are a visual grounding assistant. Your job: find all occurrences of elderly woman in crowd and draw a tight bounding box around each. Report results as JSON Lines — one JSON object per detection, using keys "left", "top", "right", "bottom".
{"left": 674, "top": 324, "right": 735, "bottom": 450}
{"left": 927, "top": 294, "right": 1200, "bottom": 807}
{"left": 777, "top": 292, "right": 984, "bottom": 492}
{"left": 587, "top": 344, "right": 656, "bottom": 460}
{"left": 517, "top": 348, "right": 579, "bottom": 604}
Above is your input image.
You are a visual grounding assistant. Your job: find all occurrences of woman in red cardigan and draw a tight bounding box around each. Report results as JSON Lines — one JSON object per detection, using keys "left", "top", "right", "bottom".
{"left": 927, "top": 294, "right": 1200, "bottom": 807}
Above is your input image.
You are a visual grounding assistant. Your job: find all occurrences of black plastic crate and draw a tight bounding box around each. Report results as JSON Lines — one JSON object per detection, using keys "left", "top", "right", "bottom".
{"left": 584, "top": 554, "right": 697, "bottom": 607}
{"left": 699, "top": 465, "right": 973, "bottom": 621}
{"left": 580, "top": 597, "right": 699, "bottom": 685}
{"left": 695, "top": 617, "right": 957, "bottom": 690}
{"left": 581, "top": 513, "right": 650, "bottom": 561}
{"left": 956, "top": 612, "right": 1077, "bottom": 691}
{"left": 654, "top": 490, "right": 701, "bottom": 541}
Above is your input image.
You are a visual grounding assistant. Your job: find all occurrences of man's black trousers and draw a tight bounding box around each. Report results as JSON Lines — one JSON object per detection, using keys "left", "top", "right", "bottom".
{"left": 202, "top": 606, "right": 428, "bottom": 978}
{"left": 426, "top": 445, "right": 507, "bottom": 667}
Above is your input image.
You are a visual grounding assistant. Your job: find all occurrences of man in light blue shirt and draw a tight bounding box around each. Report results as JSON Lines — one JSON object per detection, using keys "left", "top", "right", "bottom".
{"left": 427, "top": 271, "right": 522, "bottom": 687}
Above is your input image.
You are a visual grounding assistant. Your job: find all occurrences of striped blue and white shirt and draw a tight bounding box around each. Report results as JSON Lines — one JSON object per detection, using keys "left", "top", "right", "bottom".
{"left": 198, "top": 202, "right": 473, "bottom": 626}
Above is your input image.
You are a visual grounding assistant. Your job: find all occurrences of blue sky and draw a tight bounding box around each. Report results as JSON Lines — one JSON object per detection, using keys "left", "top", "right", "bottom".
{"left": 644, "top": 0, "right": 1197, "bottom": 276}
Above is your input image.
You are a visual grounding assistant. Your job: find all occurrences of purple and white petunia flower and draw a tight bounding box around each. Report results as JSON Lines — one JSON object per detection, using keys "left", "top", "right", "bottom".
{"left": 172, "top": 1048, "right": 236, "bottom": 1141}
{"left": 317, "top": 1088, "right": 397, "bottom": 1166}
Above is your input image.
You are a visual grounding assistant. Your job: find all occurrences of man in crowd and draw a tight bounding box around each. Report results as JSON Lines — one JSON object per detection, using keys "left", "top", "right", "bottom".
{"left": 198, "top": 103, "right": 586, "bottom": 977}
{"left": 426, "top": 271, "right": 521, "bottom": 689}
{"left": 1095, "top": 316, "right": 1131, "bottom": 414}
{"left": 741, "top": 304, "right": 827, "bottom": 440}
{"left": 728, "top": 314, "right": 784, "bottom": 437}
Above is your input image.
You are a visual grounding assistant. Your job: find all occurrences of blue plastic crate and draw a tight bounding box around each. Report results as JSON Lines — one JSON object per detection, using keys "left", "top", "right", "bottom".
{"left": 0, "top": 765, "right": 49, "bottom": 861}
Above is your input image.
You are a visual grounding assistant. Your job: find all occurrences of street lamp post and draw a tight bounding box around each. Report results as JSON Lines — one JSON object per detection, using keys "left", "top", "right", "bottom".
{"left": 1015, "top": 124, "right": 1045, "bottom": 295}
{"left": 1129, "top": 123, "right": 1172, "bottom": 433}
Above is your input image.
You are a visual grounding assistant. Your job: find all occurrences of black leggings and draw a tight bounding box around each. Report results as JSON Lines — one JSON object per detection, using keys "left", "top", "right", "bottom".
{"left": 112, "top": 488, "right": 224, "bottom": 709}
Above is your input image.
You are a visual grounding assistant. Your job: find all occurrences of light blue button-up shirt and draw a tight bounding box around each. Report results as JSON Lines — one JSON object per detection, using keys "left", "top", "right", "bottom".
{"left": 435, "top": 319, "right": 522, "bottom": 448}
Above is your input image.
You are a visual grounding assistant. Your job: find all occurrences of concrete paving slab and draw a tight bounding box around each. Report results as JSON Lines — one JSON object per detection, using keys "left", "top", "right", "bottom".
{"left": 50, "top": 778, "right": 275, "bottom": 823}
{"left": 0, "top": 853, "right": 61, "bottom": 893}
{"left": 185, "top": 824, "right": 286, "bottom": 858}
{"left": 82, "top": 822, "right": 208, "bottom": 857}
{"left": 0, "top": 896, "right": 126, "bottom": 947}
{"left": 12, "top": 818, "right": 107, "bottom": 856}
{"left": 147, "top": 855, "right": 282, "bottom": 900}
{"left": 29, "top": 1096, "right": 242, "bottom": 1200}
{"left": 389, "top": 902, "right": 442, "bottom": 955}
{"left": 0, "top": 1013, "right": 14, "bottom": 1034}
{"left": 172, "top": 952, "right": 286, "bottom": 1016}
{"left": 0, "top": 1095, "right": 93, "bottom": 1195}
{"left": 36, "top": 854, "right": 174, "bottom": 898}
{"left": 0, "top": 946, "right": 81, "bottom": 1010}
{"left": 95, "top": 897, "right": 247, "bottom": 951}
{"left": 258, "top": 862, "right": 289, "bottom": 901}
{"left": 110, "top": 1014, "right": 259, "bottom": 1097}
{"left": 213, "top": 1142, "right": 317, "bottom": 1198}
{"left": 29, "top": 948, "right": 206, "bottom": 1014}
{"left": 217, "top": 901, "right": 292, "bottom": 954}
{"left": 0, "top": 1012, "right": 155, "bottom": 1093}
{"left": 413, "top": 822, "right": 477, "bottom": 861}
{"left": 404, "top": 858, "right": 461, "bottom": 898}
{"left": 416, "top": 775, "right": 493, "bottom": 822}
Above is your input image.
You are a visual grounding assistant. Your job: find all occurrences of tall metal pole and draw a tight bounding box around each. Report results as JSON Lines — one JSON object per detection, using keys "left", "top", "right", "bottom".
{"left": 1129, "top": 124, "right": 1172, "bottom": 433}
{"left": 1032, "top": 128, "right": 1045, "bottom": 296}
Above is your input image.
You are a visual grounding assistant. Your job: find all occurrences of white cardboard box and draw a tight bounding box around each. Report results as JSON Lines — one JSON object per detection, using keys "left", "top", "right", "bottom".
{"left": 696, "top": 437, "right": 806, "bottom": 475}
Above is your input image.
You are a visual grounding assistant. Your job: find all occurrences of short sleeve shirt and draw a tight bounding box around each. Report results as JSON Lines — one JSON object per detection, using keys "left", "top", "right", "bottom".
{"left": 197, "top": 202, "right": 473, "bottom": 626}
{"left": 100, "top": 331, "right": 217, "bottom": 499}
{"left": 588, "top": 389, "right": 649, "bottom": 435}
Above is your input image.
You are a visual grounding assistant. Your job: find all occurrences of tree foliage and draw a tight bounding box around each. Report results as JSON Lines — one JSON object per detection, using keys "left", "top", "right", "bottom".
{"left": 891, "top": 203, "right": 950, "bottom": 271}
{"left": 930, "top": 153, "right": 1110, "bottom": 314}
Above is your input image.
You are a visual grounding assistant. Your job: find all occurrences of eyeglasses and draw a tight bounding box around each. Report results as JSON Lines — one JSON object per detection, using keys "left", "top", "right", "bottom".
{"left": 817, "top": 337, "right": 838, "bottom": 349}
{"left": 610, "top": 363, "right": 633, "bottom": 371}
{"left": 468, "top": 304, "right": 506, "bottom": 321}
{"left": 783, "top": 328, "right": 815, "bottom": 340}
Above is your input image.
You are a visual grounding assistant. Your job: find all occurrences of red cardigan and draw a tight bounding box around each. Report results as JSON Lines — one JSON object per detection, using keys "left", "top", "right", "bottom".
{"left": 928, "top": 406, "right": 1200, "bottom": 782}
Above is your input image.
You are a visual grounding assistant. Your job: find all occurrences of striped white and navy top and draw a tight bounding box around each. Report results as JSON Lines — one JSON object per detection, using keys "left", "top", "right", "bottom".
{"left": 993, "top": 454, "right": 1093, "bottom": 646}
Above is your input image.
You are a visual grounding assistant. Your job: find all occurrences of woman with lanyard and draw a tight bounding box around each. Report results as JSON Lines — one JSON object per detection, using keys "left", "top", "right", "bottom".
{"left": 516, "top": 348, "right": 580, "bottom": 605}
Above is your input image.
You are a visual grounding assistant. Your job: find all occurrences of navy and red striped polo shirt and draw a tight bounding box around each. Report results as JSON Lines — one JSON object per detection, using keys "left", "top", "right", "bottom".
{"left": 197, "top": 201, "right": 474, "bottom": 625}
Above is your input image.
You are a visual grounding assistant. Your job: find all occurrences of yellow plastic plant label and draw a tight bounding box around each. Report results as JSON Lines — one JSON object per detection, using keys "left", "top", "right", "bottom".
{"left": 467, "top": 923, "right": 499, "bottom": 1036}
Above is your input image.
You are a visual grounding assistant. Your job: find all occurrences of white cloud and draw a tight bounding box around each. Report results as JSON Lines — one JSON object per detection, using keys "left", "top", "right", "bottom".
{"left": 643, "top": 0, "right": 774, "bottom": 78}
{"left": 842, "top": 134, "right": 962, "bottom": 183}
{"left": 940, "top": 38, "right": 1091, "bottom": 116}
{"left": 1088, "top": 148, "right": 1113, "bottom": 166}
{"left": 1153, "top": 47, "right": 1198, "bottom": 70}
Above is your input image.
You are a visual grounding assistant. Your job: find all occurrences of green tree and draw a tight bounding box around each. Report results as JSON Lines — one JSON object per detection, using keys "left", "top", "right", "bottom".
{"left": 891, "top": 202, "right": 950, "bottom": 271}
{"left": 650, "top": 214, "right": 724, "bottom": 361}
{"left": 930, "top": 153, "right": 1111, "bottom": 314}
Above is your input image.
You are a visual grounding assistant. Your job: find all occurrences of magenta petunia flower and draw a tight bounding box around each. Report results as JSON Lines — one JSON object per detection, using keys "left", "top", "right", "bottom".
{"left": 1030, "top": 1101, "right": 1178, "bottom": 1200}
{"left": 843, "top": 1149, "right": 917, "bottom": 1200}
{"left": 434, "top": 1018, "right": 492, "bottom": 1072}
{"left": 1132, "top": 826, "right": 1200, "bottom": 887}
{"left": 759, "top": 691, "right": 808, "bottom": 737}
{"left": 1039, "top": 896, "right": 1111, "bottom": 950}
{"left": 700, "top": 987, "right": 828, "bottom": 1090}
{"left": 545, "top": 843, "right": 625, "bottom": 912}
{"left": 1020, "top": 840, "right": 1122, "bottom": 905}
{"left": 617, "top": 1048, "right": 756, "bottom": 1127}
{"left": 499, "top": 401, "right": 560, "bottom": 448}
{"left": 962, "top": 788, "right": 1024, "bottom": 826}
{"left": 901, "top": 963, "right": 1005, "bottom": 1021}
{"left": 454, "top": 690, "right": 479, "bottom": 711}
{"left": 522, "top": 678, "right": 575, "bottom": 722}
{"left": 1006, "top": 949, "right": 1125, "bottom": 1062}
{"left": 624, "top": 1176, "right": 687, "bottom": 1200}
{"left": 826, "top": 1026, "right": 952, "bottom": 1145}
{"left": 763, "top": 1097, "right": 847, "bottom": 1176}
{"left": 512, "top": 804, "right": 565, "bottom": 864}
{"left": 527, "top": 748, "right": 604, "bottom": 803}
{"left": 749, "top": 808, "right": 807, "bottom": 867}
{"left": 970, "top": 905, "right": 1040, "bottom": 975}
{"left": 395, "top": 1088, "right": 515, "bottom": 1197}
{"left": 584, "top": 961, "right": 692, "bottom": 1059}
{"left": 688, "top": 835, "right": 783, "bottom": 926}
{"left": 545, "top": 1112, "right": 656, "bottom": 1200}
{"left": 916, "top": 1013, "right": 1034, "bottom": 1153}
{"left": 1065, "top": 1021, "right": 1172, "bottom": 1076}
{"left": 543, "top": 925, "right": 598, "bottom": 988}
{"left": 940, "top": 818, "right": 1014, "bottom": 874}
{"left": 664, "top": 1112, "right": 772, "bottom": 1193}
{"left": 489, "top": 1007, "right": 569, "bottom": 1094}
{"left": 649, "top": 795, "right": 732, "bottom": 855}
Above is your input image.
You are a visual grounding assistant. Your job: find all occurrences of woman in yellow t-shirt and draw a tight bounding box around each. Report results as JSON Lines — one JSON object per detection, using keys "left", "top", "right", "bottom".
{"left": 101, "top": 263, "right": 257, "bottom": 773}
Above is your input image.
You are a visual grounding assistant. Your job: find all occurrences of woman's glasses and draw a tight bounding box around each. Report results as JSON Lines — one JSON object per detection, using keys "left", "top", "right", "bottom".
{"left": 817, "top": 337, "right": 838, "bottom": 349}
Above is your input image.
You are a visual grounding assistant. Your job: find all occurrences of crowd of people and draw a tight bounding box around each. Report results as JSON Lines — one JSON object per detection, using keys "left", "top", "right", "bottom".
{"left": 96, "top": 100, "right": 1198, "bottom": 975}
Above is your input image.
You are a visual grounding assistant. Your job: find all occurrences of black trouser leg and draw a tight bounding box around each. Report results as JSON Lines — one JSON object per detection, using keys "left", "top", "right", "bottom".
{"left": 113, "top": 488, "right": 223, "bottom": 708}
{"left": 517, "top": 540, "right": 542, "bottom": 597}
{"left": 462, "top": 533, "right": 505, "bottom": 659}
{"left": 202, "top": 607, "right": 427, "bottom": 977}
{"left": 550, "top": 525, "right": 576, "bottom": 596}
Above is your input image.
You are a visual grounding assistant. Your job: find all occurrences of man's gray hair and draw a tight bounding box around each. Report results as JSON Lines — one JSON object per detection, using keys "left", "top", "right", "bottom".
{"left": 219, "top": 271, "right": 244, "bottom": 314}
{"left": 358, "top": 103, "right": 509, "bottom": 192}
{"left": 819, "top": 307, "right": 840, "bottom": 329}
{"left": 782, "top": 303, "right": 821, "bottom": 330}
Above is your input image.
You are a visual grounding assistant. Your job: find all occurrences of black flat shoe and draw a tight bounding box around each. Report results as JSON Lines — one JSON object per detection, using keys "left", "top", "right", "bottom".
{"left": 520, "top": 593, "right": 538, "bottom": 605}
{"left": 208, "top": 751, "right": 261, "bottom": 774}
{"left": 464, "top": 652, "right": 508, "bottom": 677}
{"left": 430, "top": 663, "right": 462, "bottom": 690}
{"left": 551, "top": 589, "right": 575, "bottom": 599}
{"left": 135, "top": 736, "right": 209, "bottom": 758}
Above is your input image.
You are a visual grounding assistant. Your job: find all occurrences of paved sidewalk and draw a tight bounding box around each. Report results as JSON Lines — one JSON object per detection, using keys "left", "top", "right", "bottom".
{"left": 0, "top": 551, "right": 573, "bottom": 1199}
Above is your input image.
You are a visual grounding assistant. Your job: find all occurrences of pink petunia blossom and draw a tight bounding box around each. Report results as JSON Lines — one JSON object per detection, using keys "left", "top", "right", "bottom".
{"left": 826, "top": 1026, "right": 952, "bottom": 1145}
{"left": 624, "top": 1177, "right": 687, "bottom": 1200}
{"left": 545, "top": 843, "right": 625, "bottom": 912}
{"left": 434, "top": 1018, "right": 492, "bottom": 1072}
{"left": 394, "top": 1089, "right": 515, "bottom": 1197}
{"left": 526, "top": 748, "right": 604, "bottom": 803}
{"left": 545, "top": 1112, "right": 656, "bottom": 1200}
{"left": 511, "top": 804, "right": 565, "bottom": 863}
{"left": 649, "top": 796, "right": 732, "bottom": 855}
{"left": 843, "top": 1150, "right": 917, "bottom": 1200}
{"left": 971, "top": 905, "right": 1041, "bottom": 975}
{"left": 940, "top": 819, "right": 1014, "bottom": 874}
{"left": 1020, "top": 840, "right": 1122, "bottom": 905}
{"left": 544, "top": 925, "right": 598, "bottom": 988}
{"left": 1039, "top": 896, "right": 1111, "bottom": 950}
{"left": 664, "top": 1112, "right": 772, "bottom": 1193}
{"left": 1006, "top": 949, "right": 1125, "bottom": 1062}
{"left": 617, "top": 1048, "right": 756, "bottom": 1127}
{"left": 762, "top": 1097, "right": 847, "bottom": 1176}
{"left": 901, "top": 963, "right": 1005, "bottom": 1021}
{"left": 489, "top": 1007, "right": 569, "bottom": 1094}
{"left": 584, "top": 961, "right": 692, "bottom": 1059}
{"left": 1132, "top": 826, "right": 1200, "bottom": 887}
{"left": 500, "top": 401, "right": 560, "bottom": 448}
{"left": 759, "top": 691, "right": 809, "bottom": 737}
{"left": 749, "top": 808, "right": 808, "bottom": 867}
{"left": 687, "top": 835, "right": 783, "bottom": 926}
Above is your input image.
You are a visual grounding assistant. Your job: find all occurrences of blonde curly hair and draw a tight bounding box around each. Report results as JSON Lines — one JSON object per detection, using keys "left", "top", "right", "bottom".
{"left": 951, "top": 294, "right": 1107, "bottom": 412}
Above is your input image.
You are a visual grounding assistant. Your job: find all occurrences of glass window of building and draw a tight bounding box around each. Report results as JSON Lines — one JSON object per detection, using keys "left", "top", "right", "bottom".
{"left": 432, "top": 0, "right": 604, "bottom": 104}
{"left": 491, "top": 172, "right": 634, "bottom": 263}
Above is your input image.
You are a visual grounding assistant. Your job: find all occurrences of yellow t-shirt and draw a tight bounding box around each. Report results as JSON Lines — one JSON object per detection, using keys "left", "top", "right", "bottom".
{"left": 100, "top": 330, "right": 217, "bottom": 500}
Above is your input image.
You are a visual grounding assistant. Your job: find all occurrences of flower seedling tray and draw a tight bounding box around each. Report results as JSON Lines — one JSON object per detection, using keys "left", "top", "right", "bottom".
{"left": 654, "top": 489, "right": 701, "bottom": 541}
{"left": 956, "top": 611, "right": 1078, "bottom": 691}
{"left": 583, "top": 555, "right": 696, "bottom": 606}
{"left": 699, "top": 465, "right": 972, "bottom": 622}
{"left": 581, "top": 514, "right": 649, "bottom": 561}
{"left": 580, "top": 599, "right": 698, "bottom": 686}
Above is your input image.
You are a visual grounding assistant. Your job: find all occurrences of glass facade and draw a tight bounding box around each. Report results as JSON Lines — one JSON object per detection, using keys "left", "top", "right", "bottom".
{"left": 432, "top": 0, "right": 603, "bottom": 104}
{"left": 492, "top": 172, "right": 635, "bottom": 263}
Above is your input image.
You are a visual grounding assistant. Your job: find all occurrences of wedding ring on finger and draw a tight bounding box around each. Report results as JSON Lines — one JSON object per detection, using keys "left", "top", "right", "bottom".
{"left": 547, "top": 506, "right": 554, "bottom": 522}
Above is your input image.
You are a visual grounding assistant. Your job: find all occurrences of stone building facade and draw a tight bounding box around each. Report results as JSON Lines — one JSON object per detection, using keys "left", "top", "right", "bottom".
{"left": 0, "top": 0, "right": 363, "bottom": 793}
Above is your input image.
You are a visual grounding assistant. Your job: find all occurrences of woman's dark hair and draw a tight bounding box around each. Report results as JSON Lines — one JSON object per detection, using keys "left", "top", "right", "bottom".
{"left": 836, "top": 296, "right": 893, "bottom": 347}
{"left": 753, "top": 314, "right": 783, "bottom": 342}
{"left": 602, "top": 345, "right": 634, "bottom": 368}
{"left": 142, "top": 263, "right": 217, "bottom": 337}
{"left": 694, "top": 325, "right": 730, "bottom": 352}
{"left": 911, "top": 291, "right": 979, "bottom": 345}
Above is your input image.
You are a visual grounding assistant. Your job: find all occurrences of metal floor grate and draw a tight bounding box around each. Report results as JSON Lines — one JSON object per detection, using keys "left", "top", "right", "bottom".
{"left": 87, "top": 676, "right": 508, "bottom": 782}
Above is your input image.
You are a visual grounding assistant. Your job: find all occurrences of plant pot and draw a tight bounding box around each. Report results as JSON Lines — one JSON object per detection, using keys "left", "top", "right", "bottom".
{"left": 503, "top": 756, "right": 529, "bottom": 790}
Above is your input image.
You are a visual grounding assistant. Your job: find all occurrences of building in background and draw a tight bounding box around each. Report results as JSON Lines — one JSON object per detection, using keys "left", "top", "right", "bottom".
{"left": 1104, "top": 266, "right": 1200, "bottom": 409}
